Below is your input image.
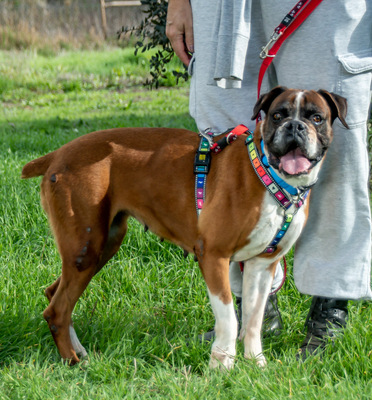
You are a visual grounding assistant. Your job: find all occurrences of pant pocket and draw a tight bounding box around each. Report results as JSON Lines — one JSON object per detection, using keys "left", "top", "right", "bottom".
{"left": 337, "top": 49, "right": 372, "bottom": 127}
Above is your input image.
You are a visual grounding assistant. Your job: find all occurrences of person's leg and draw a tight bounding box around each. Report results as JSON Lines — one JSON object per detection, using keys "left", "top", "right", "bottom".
{"left": 191, "top": 0, "right": 371, "bottom": 299}
{"left": 189, "top": 0, "right": 267, "bottom": 133}
{"left": 261, "top": 0, "right": 372, "bottom": 355}
{"left": 262, "top": 0, "right": 372, "bottom": 300}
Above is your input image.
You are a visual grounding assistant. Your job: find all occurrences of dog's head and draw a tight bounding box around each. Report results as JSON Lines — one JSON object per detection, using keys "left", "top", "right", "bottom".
{"left": 252, "top": 86, "right": 348, "bottom": 188}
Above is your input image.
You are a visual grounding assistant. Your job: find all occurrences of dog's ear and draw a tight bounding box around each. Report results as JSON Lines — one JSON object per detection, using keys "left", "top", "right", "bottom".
{"left": 251, "top": 86, "right": 288, "bottom": 120}
{"left": 317, "top": 89, "right": 349, "bottom": 129}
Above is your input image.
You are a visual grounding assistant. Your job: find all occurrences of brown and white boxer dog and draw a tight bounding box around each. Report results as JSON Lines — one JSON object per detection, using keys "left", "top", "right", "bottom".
{"left": 22, "top": 86, "right": 348, "bottom": 369}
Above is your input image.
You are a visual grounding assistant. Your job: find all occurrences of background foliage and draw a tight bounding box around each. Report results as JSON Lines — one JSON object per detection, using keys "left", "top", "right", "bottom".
{"left": 120, "top": 0, "right": 188, "bottom": 88}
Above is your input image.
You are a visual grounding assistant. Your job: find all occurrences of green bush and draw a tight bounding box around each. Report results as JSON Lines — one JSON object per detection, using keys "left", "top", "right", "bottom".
{"left": 120, "top": 0, "right": 188, "bottom": 88}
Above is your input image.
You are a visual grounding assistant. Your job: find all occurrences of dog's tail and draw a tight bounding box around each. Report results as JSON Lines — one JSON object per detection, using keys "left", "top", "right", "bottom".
{"left": 21, "top": 151, "right": 56, "bottom": 179}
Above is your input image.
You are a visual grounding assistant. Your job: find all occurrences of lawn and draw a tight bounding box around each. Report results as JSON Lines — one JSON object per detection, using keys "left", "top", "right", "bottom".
{"left": 0, "top": 47, "right": 371, "bottom": 399}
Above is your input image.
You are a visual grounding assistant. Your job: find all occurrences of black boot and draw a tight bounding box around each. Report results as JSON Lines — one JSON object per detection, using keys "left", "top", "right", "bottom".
{"left": 298, "top": 296, "right": 348, "bottom": 360}
{"left": 261, "top": 293, "right": 283, "bottom": 337}
{"left": 199, "top": 293, "right": 283, "bottom": 342}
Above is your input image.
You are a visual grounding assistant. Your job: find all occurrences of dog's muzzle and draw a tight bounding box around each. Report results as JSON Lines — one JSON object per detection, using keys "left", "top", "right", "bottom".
{"left": 268, "top": 120, "right": 322, "bottom": 177}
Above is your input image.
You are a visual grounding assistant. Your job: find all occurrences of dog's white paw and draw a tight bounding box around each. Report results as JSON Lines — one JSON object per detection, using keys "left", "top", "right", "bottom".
{"left": 209, "top": 350, "right": 235, "bottom": 370}
{"left": 244, "top": 352, "right": 267, "bottom": 368}
{"left": 69, "top": 325, "right": 88, "bottom": 358}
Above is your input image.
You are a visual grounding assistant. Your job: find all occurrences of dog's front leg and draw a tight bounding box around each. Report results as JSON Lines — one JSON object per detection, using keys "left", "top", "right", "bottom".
{"left": 199, "top": 253, "right": 237, "bottom": 370}
{"left": 239, "top": 258, "right": 277, "bottom": 367}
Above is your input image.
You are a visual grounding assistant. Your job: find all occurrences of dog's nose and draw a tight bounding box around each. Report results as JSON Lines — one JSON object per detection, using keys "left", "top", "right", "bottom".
{"left": 277, "top": 120, "right": 307, "bottom": 155}
{"left": 284, "top": 120, "right": 306, "bottom": 135}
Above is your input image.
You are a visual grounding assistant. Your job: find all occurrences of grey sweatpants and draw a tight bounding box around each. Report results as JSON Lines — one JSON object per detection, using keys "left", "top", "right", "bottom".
{"left": 189, "top": 0, "right": 372, "bottom": 299}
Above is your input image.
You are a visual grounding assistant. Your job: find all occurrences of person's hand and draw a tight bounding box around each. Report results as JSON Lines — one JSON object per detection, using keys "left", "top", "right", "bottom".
{"left": 166, "top": 0, "right": 194, "bottom": 66}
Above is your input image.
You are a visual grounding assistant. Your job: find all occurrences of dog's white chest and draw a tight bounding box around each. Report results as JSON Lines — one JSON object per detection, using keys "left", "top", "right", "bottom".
{"left": 231, "top": 191, "right": 306, "bottom": 262}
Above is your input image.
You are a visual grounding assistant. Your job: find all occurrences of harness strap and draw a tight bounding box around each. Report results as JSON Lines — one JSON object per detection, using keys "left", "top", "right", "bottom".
{"left": 265, "top": 213, "right": 294, "bottom": 254}
{"left": 246, "top": 134, "right": 291, "bottom": 210}
{"left": 194, "top": 133, "right": 213, "bottom": 216}
{"left": 194, "top": 125, "right": 249, "bottom": 216}
{"left": 210, "top": 124, "right": 249, "bottom": 154}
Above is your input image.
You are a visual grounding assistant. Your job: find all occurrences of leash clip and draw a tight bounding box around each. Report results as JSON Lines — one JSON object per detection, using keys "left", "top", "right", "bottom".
{"left": 259, "top": 32, "right": 282, "bottom": 59}
{"left": 199, "top": 128, "right": 214, "bottom": 147}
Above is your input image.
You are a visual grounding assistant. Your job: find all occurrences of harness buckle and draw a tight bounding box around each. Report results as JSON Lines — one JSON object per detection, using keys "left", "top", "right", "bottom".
{"left": 194, "top": 150, "right": 211, "bottom": 174}
{"left": 199, "top": 128, "right": 214, "bottom": 147}
{"left": 265, "top": 246, "right": 277, "bottom": 254}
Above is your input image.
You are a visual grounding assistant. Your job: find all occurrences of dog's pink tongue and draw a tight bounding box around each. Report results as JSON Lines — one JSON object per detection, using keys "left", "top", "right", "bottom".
{"left": 279, "top": 148, "right": 312, "bottom": 175}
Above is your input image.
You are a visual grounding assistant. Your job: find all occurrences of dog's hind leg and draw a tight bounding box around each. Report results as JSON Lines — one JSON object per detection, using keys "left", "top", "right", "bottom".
{"left": 44, "top": 212, "right": 128, "bottom": 306}
{"left": 43, "top": 212, "right": 128, "bottom": 364}
{"left": 43, "top": 256, "right": 95, "bottom": 363}
{"left": 239, "top": 258, "right": 277, "bottom": 367}
{"left": 45, "top": 276, "right": 61, "bottom": 302}
{"left": 44, "top": 272, "right": 89, "bottom": 360}
{"left": 44, "top": 275, "right": 89, "bottom": 359}
{"left": 198, "top": 251, "right": 238, "bottom": 370}
{"left": 42, "top": 201, "right": 129, "bottom": 363}
{"left": 96, "top": 211, "right": 128, "bottom": 273}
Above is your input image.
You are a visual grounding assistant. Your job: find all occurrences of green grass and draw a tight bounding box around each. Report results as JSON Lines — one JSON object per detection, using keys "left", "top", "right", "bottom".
{"left": 0, "top": 48, "right": 371, "bottom": 400}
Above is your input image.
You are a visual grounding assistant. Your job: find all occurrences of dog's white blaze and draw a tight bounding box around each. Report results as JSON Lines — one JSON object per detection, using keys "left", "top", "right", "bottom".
{"left": 239, "top": 258, "right": 274, "bottom": 366}
{"left": 207, "top": 291, "right": 237, "bottom": 369}
{"left": 69, "top": 325, "right": 87, "bottom": 358}
{"left": 294, "top": 91, "right": 304, "bottom": 120}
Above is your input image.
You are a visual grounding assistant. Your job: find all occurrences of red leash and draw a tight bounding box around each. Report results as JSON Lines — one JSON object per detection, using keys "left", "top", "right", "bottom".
{"left": 257, "top": 0, "right": 324, "bottom": 99}
{"left": 270, "top": 256, "right": 287, "bottom": 295}
{"left": 238, "top": 256, "right": 287, "bottom": 296}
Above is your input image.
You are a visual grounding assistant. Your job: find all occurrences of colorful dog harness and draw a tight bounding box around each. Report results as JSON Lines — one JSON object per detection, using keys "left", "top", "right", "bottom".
{"left": 245, "top": 131, "right": 309, "bottom": 253}
{"left": 194, "top": 125, "right": 309, "bottom": 254}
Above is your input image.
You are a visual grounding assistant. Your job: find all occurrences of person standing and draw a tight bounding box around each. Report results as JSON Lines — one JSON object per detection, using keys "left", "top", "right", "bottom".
{"left": 166, "top": 0, "right": 372, "bottom": 357}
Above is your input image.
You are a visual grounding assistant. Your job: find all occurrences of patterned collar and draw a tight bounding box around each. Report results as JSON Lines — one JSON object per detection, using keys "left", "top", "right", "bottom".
{"left": 245, "top": 131, "right": 309, "bottom": 254}
{"left": 245, "top": 132, "right": 309, "bottom": 211}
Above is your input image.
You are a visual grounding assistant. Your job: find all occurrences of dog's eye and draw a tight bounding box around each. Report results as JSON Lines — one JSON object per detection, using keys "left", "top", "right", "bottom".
{"left": 272, "top": 112, "right": 282, "bottom": 122}
{"left": 312, "top": 114, "right": 323, "bottom": 124}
